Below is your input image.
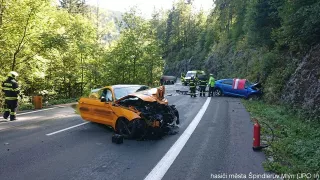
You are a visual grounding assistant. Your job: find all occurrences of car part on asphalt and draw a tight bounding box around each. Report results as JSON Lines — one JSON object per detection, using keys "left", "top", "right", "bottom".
{"left": 112, "top": 134, "right": 124, "bottom": 144}
{"left": 176, "top": 90, "right": 188, "bottom": 95}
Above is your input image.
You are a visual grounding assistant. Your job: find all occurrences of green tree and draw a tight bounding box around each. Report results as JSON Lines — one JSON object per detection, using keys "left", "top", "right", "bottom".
{"left": 106, "top": 8, "right": 163, "bottom": 86}
{"left": 59, "top": 0, "right": 87, "bottom": 14}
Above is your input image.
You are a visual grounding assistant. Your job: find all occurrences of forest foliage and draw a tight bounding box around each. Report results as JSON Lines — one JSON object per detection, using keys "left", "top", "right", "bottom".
{"left": 153, "top": 0, "right": 320, "bottom": 105}
{"left": 0, "top": 0, "right": 163, "bottom": 106}
{"left": 1, "top": 0, "right": 319, "bottom": 107}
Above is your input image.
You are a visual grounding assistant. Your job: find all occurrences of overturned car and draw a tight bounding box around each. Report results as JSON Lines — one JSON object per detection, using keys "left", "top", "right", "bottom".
{"left": 78, "top": 85, "right": 179, "bottom": 139}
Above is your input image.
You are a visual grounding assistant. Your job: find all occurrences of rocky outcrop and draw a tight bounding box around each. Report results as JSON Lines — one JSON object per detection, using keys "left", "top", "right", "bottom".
{"left": 164, "top": 57, "right": 199, "bottom": 76}
{"left": 281, "top": 44, "right": 320, "bottom": 120}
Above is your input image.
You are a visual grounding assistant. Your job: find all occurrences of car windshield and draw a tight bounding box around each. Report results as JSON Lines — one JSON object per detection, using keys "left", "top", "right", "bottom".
{"left": 114, "top": 86, "right": 148, "bottom": 100}
{"left": 186, "top": 72, "right": 196, "bottom": 77}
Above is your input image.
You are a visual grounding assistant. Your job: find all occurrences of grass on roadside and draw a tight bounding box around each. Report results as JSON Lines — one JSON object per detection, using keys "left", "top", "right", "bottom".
{"left": 242, "top": 100, "right": 320, "bottom": 175}
{"left": 0, "top": 98, "right": 78, "bottom": 113}
{"left": 44, "top": 98, "right": 78, "bottom": 106}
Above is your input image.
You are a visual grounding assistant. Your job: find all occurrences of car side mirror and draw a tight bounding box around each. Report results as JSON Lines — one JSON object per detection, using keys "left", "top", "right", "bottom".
{"left": 101, "top": 97, "right": 106, "bottom": 102}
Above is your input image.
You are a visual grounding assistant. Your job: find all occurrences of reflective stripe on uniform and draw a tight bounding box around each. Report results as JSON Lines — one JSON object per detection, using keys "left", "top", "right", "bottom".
{"left": 4, "top": 108, "right": 10, "bottom": 112}
{"left": 2, "top": 87, "right": 13, "bottom": 91}
{"left": 5, "top": 97, "right": 18, "bottom": 100}
{"left": 4, "top": 83, "right": 13, "bottom": 87}
{"left": 10, "top": 112, "right": 16, "bottom": 115}
{"left": 3, "top": 87, "right": 19, "bottom": 91}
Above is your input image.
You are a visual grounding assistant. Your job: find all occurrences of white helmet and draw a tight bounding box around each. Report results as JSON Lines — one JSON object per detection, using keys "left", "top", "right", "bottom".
{"left": 8, "top": 71, "right": 19, "bottom": 78}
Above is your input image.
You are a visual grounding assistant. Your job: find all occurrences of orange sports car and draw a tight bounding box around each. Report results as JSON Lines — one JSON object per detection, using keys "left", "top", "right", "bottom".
{"left": 78, "top": 85, "right": 179, "bottom": 139}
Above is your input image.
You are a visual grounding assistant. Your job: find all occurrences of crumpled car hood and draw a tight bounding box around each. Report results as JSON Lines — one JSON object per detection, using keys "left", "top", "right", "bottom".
{"left": 116, "top": 87, "right": 166, "bottom": 103}
{"left": 251, "top": 82, "right": 262, "bottom": 89}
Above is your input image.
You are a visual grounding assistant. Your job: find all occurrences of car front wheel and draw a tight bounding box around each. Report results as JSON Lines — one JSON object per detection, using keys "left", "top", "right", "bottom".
{"left": 214, "top": 88, "right": 222, "bottom": 96}
{"left": 116, "top": 118, "right": 146, "bottom": 139}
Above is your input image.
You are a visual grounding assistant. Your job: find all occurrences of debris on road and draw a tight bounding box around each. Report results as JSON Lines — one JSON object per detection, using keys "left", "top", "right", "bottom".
{"left": 137, "top": 124, "right": 180, "bottom": 141}
{"left": 112, "top": 134, "right": 124, "bottom": 144}
{"left": 176, "top": 90, "right": 189, "bottom": 95}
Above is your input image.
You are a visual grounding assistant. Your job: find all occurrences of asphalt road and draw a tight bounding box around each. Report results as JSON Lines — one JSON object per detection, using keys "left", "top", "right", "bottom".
{"left": 0, "top": 82, "right": 267, "bottom": 180}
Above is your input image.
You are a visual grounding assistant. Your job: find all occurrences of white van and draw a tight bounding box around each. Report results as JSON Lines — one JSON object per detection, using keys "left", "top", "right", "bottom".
{"left": 183, "top": 70, "right": 206, "bottom": 86}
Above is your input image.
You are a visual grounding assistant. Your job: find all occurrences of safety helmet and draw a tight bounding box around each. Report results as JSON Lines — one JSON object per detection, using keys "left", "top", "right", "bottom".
{"left": 8, "top": 71, "right": 19, "bottom": 78}
{"left": 210, "top": 73, "right": 213, "bottom": 76}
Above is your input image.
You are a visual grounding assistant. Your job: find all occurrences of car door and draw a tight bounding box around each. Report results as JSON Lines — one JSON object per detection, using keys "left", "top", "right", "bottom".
{"left": 232, "top": 80, "right": 250, "bottom": 97}
{"left": 90, "top": 88, "right": 117, "bottom": 125}
{"left": 221, "top": 79, "right": 234, "bottom": 95}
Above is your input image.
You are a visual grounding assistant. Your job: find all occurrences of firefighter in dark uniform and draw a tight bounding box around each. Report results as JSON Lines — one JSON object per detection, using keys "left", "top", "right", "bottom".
{"left": 2, "top": 71, "right": 22, "bottom": 121}
{"left": 189, "top": 76, "right": 196, "bottom": 97}
{"left": 198, "top": 75, "right": 207, "bottom": 97}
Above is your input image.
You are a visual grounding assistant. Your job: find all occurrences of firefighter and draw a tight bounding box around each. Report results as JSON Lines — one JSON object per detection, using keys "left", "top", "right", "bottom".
{"left": 160, "top": 77, "right": 164, "bottom": 85}
{"left": 198, "top": 75, "right": 207, "bottom": 97}
{"left": 189, "top": 75, "right": 196, "bottom": 97}
{"left": 208, "top": 74, "right": 215, "bottom": 97}
{"left": 181, "top": 73, "right": 185, "bottom": 85}
{"left": 1, "top": 71, "right": 22, "bottom": 121}
{"left": 195, "top": 75, "right": 199, "bottom": 85}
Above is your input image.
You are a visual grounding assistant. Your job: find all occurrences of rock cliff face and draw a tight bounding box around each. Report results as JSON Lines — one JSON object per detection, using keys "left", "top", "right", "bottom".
{"left": 281, "top": 44, "right": 320, "bottom": 120}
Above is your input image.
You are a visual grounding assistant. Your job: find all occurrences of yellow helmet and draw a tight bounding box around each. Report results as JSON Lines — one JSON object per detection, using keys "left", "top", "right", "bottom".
{"left": 8, "top": 71, "right": 19, "bottom": 78}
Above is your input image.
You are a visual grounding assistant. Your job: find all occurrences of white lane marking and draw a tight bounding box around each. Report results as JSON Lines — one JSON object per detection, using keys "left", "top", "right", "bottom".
{"left": 0, "top": 107, "right": 60, "bottom": 120}
{"left": 46, "top": 122, "right": 89, "bottom": 136}
{"left": 17, "top": 107, "right": 60, "bottom": 116}
{"left": 144, "top": 97, "right": 211, "bottom": 180}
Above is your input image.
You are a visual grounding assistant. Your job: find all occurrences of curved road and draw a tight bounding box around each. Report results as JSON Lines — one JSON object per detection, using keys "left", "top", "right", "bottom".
{"left": 0, "top": 83, "right": 267, "bottom": 180}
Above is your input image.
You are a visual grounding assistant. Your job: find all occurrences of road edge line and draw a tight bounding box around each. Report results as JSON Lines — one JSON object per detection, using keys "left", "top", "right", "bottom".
{"left": 46, "top": 122, "right": 89, "bottom": 136}
{"left": 0, "top": 107, "right": 60, "bottom": 121}
{"left": 144, "top": 97, "right": 211, "bottom": 180}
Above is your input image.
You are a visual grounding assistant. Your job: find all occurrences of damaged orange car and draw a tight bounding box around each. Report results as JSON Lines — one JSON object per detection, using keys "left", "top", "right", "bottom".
{"left": 78, "top": 85, "right": 179, "bottom": 139}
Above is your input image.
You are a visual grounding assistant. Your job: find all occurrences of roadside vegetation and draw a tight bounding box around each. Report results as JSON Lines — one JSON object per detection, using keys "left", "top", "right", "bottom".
{"left": 151, "top": 0, "right": 320, "bottom": 119}
{"left": 242, "top": 100, "right": 320, "bottom": 174}
{"left": 0, "top": 0, "right": 163, "bottom": 112}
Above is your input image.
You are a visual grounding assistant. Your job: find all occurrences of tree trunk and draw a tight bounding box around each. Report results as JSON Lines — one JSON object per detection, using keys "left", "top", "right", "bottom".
{"left": 68, "top": 80, "right": 71, "bottom": 98}
{"left": 81, "top": 53, "right": 84, "bottom": 96}
{"left": 0, "top": 0, "right": 4, "bottom": 27}
{"left": 133, "top": 57, "right": 136, "bottom": 83}
{"left": 11, "top": 9, "right": 33, "bottom": 70}
{"left": 12, "top": 52, "right": 17, "bottom": 71}
{"left": 122, "top": 67, "right": 124, "bottom": 83}
{"left": 150, "top": 60, "right": 153, "bottom": 86}
{"left": 63, "top": 75, "right": 66, "bottom": 98}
